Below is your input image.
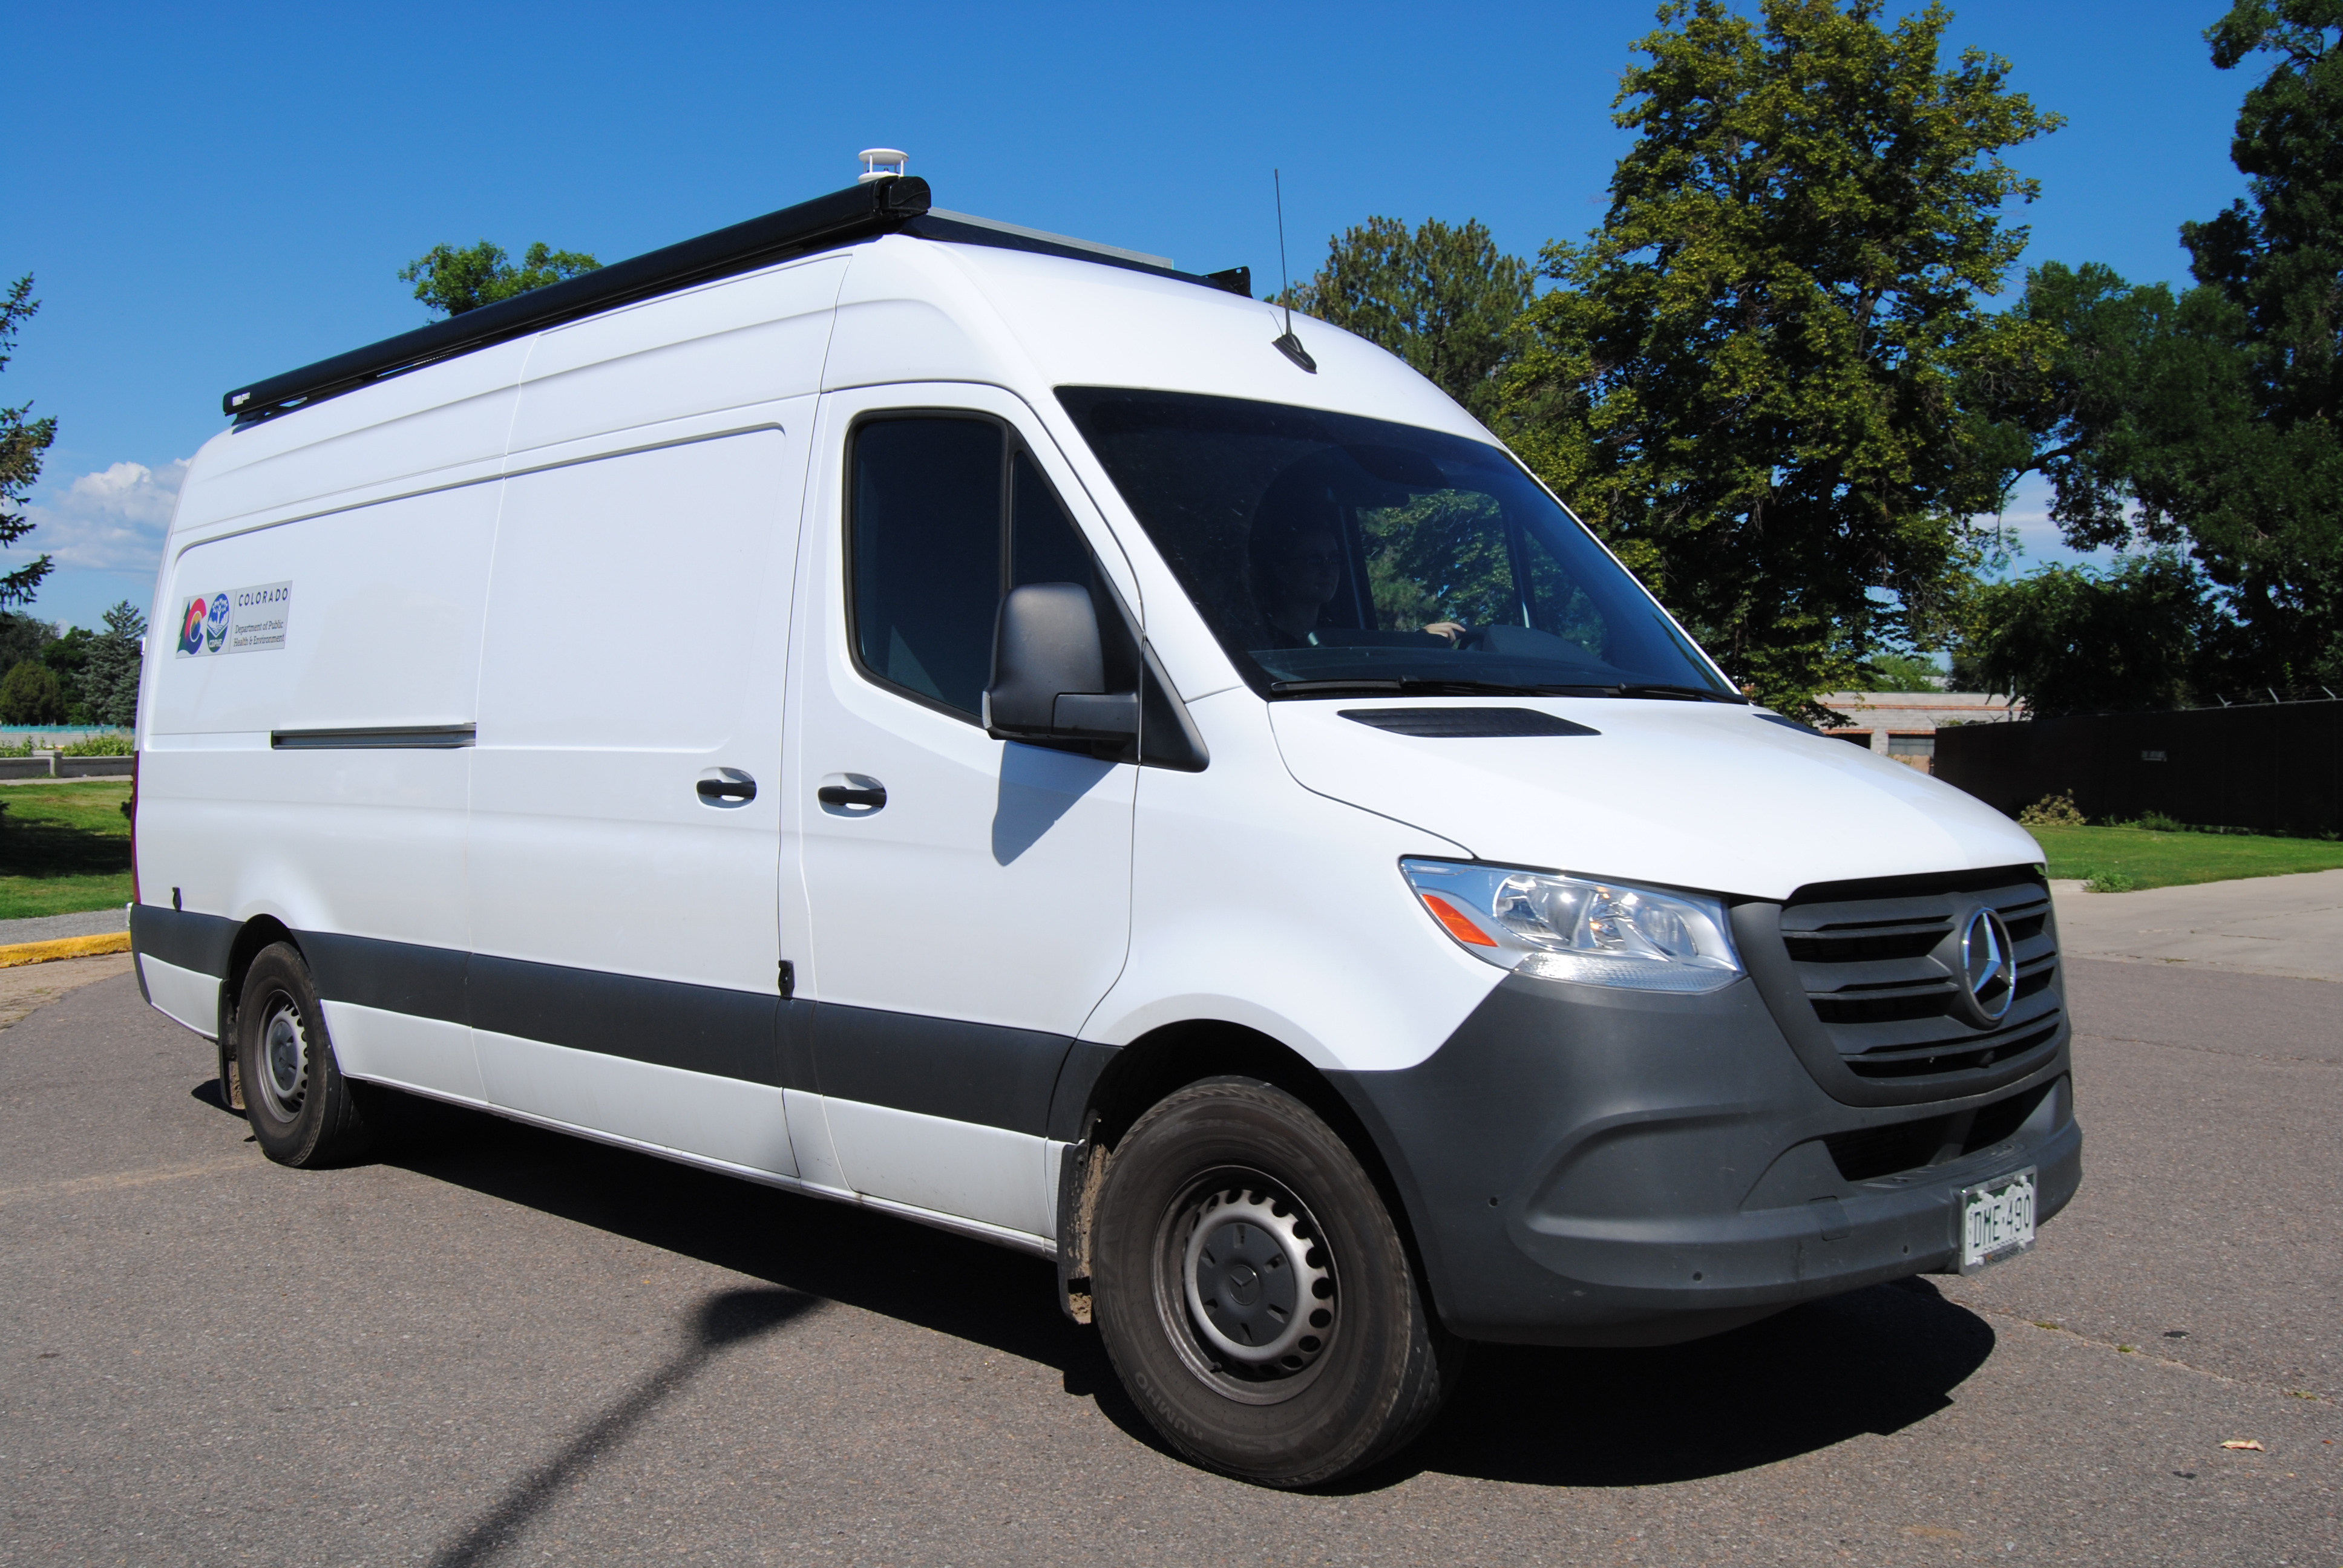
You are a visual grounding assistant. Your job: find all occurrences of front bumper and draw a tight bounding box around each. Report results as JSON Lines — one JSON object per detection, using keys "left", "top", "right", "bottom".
{"left": 1331, "top": 972, "right": 2080, "bottom": 1347}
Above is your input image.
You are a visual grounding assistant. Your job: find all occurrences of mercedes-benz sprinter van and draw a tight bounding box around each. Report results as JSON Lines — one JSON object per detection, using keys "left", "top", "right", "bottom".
{"left": 131, "top": 171, "right": 2079, "bottom": 1487}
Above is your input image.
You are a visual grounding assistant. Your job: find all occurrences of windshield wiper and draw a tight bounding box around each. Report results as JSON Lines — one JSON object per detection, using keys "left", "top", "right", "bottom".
{"left": 1604, "top": 682, "right": 1746, "bottom": 704}
{"left": 1270, "top": 677, "right": 1745, "bottom": 703}
{"left": 1270, "top": 678, "right": 1598, "bottom": 697}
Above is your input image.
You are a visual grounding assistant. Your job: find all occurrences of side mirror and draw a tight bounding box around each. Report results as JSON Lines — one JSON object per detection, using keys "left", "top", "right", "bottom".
{"left": 984, "top": 583, "right": 1139, "bottom": 742}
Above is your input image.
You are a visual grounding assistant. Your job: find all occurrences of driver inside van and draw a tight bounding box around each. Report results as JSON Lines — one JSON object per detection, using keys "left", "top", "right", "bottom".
{"left": 1253, "top": 518, "right": 1346, "bottom": 645}
{"left": 1247, "top": 468, "right": 1466, "bottom": 647}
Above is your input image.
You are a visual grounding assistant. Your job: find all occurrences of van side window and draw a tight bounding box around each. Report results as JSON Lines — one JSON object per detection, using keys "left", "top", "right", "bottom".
{"left": 850, "top": 418, "right": 1005, "bottom": 716}
{"left": 848, "top": 417, "right": 1101, "bottom": 721}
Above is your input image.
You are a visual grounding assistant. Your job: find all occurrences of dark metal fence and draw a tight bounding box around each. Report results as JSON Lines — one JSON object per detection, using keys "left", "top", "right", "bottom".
{"left": 1933, "top": 699, "right": 2343, "bottom": 835}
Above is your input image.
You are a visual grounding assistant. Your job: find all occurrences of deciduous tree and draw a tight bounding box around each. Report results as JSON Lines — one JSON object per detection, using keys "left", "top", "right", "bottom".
{"left": 1500, "top": 0, "right": 2059, "bottom": 716}
{"left": 0, "top": 609, "right": 53, "bottom": 676}
{"left": 0, "top": 659, "right": 66, "bottom": 725}
{"left": 1953, "top": 551, "right": 2219, "bottom": 715}
{"left": 399, "top": 240, "right": 601, "bottom": 318}
{"left": 2013, "top": 3, "right": 2343, "bottom": 690}
{"left": 1856, "top": 649, "right": 1947, "bottom": 690}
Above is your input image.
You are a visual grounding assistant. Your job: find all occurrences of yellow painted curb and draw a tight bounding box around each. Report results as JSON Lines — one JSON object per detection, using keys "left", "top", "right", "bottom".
{"left": 0, "top": 932, "right": 133, "bottom": 968}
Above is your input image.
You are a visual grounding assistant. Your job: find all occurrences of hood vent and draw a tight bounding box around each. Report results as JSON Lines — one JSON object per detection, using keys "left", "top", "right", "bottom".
{"left": 1339, "top": 707, "right": 1600, "bottom": 739}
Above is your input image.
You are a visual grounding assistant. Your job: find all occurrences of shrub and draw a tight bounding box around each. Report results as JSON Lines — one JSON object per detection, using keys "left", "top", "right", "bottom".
{"left": 2085, "top": 869, "right": 2138, "bottom": 893}
{"left": 59, "top": 730, "right": 131, "bottom": 756}
{"left": 2018, "top": 792, "right": 2086, "bottom": 828}
{"left": 2131, "top": 811, "right": 2183, "bottom": 832}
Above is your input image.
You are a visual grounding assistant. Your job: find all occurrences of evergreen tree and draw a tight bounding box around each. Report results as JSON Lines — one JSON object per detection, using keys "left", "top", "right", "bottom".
{"left": 78, "top": 601, "right": 145, "bottom": 728}
{"left": 0, "top": 276, "right": 56, "bottom": 608}
{"left": 1285, "top": 217, "right": 1534, "bottom": 420}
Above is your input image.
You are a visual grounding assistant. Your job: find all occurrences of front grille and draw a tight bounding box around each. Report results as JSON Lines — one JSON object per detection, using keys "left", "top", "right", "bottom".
{"left": 1824, "top": 1080, "right": 2054, "bottom": 1181}
{"left": 1779, "top": 869, "right": 2063, "bottom": 1088}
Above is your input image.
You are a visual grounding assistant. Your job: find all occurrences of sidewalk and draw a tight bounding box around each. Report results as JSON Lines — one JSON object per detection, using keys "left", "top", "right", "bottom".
{"left": 2050, "top": 866, "right": 2343, "bottom": 983}
{"left": 0, "top": 907, "right": 129, "bottom": 946}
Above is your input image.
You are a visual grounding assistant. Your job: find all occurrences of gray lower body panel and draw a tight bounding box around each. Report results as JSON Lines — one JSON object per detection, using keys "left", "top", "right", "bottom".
{"left": 125, "top": 904, "right": 1079, "bottom": 1137}
{"left": 1331, "top": 973, "right": 2080, "bottom": 1347}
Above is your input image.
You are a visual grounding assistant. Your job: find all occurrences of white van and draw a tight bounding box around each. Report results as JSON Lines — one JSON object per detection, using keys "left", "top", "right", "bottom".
{"left": 132, "top": 169, "right": 2078, "bottom": 1487}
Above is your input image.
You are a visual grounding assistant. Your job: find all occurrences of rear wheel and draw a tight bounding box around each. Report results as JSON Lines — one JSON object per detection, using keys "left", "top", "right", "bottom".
{"left": 1091, "top": 1077, "right": 1463, "bottom": 1488}
{"left": 237, "top": 943, "right": 373, "bottom": 1167}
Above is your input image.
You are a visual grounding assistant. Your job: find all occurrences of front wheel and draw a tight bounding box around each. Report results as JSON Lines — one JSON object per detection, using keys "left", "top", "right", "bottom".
{"left": 1090, "top": 1078, "right": 1463, "bottom": 1487}
{"left": 237, "top": 942, "right": 375, "bottom": 1167}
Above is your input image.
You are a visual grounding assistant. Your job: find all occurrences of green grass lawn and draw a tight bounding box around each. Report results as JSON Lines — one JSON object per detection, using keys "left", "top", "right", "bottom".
{"left": 2, "top": 776, "right": 2333, "bottom": 917}
{"left": 2027, "top": 822, "right": 2343, "bottom": 892}
{"left": 0, "top": 780, "right": 133, "bottom": 920}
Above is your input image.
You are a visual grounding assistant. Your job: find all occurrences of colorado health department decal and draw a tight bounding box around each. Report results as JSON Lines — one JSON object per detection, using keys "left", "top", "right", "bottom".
{"left": 175, "top": 581, "right": 290, "bottom": 657}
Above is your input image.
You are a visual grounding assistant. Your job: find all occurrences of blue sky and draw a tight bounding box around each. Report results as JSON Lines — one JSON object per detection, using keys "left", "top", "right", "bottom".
{"left": 9, "top": 1, "right": 2260, "bottom": 630}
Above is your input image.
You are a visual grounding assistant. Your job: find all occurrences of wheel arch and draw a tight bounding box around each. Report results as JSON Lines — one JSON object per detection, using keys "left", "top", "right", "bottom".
{"left": 1055, "top": 1019, "right": 1449, "bottom": 1333}
{"left": 213, "top": 915, "right": 300, "bottom": 1109}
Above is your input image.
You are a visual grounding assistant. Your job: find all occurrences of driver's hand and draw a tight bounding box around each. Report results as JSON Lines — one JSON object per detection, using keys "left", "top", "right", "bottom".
{"left": 1423, "top": 621, "right": 1467, "bottom": 645}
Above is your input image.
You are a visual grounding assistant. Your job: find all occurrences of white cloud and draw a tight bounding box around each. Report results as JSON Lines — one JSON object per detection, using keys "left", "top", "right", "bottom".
{"left": 16, "top": 457, "right": 191, "bottom": 573}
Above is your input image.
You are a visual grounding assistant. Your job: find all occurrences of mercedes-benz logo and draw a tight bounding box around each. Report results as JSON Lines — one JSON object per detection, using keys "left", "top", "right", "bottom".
{"left": 1960, "top": 907, "right": 2017, "bottom": 1024}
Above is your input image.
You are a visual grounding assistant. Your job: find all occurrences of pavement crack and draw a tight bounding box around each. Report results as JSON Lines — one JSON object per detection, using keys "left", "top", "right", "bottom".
{"left": 0, "top": 1159, "right": 252, "bottom": 1208}
{"left": 1951, "top": 1299, "right": 2341, "bottom": 1405}
{"left": 2072, "top": 1030, "right": 2343, "bottom": 1068}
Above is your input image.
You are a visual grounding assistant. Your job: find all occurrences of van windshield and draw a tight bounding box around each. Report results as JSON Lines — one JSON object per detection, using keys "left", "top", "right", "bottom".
{"left": 1055, "top": 388, "right": 1738, "bottom": 701}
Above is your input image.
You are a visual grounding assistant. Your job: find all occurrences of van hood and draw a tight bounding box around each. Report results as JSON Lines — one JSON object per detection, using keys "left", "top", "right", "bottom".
{"left": 1267, "top": 699, "right": 2042, "bottom": 902}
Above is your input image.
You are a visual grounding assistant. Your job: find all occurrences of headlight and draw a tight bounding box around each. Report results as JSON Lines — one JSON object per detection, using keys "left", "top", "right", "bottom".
{"left": 1400, "top": 858, "right": 1743, "bottom": 993}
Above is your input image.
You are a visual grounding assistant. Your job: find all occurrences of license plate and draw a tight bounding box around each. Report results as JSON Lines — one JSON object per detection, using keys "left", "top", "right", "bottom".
{"left": 1957, "top": 1167, "right": 2037, "bottom": 1273}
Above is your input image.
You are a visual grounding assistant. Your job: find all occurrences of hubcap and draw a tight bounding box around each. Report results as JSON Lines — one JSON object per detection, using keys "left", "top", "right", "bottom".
{"left": 255, "top": 994, "right": 308, "bottom": 1121}
{"left": 1160, "top": 1176, "right": 1337, "bottom": 1402}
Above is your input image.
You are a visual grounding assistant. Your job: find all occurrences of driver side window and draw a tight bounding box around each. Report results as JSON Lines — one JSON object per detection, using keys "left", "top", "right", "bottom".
{"left": 848, "top": 416, "right": 1096, "bottom": 721}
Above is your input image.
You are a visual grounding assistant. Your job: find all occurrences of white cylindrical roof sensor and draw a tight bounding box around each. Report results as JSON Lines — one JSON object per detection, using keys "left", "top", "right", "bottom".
{"left": 859, "top": 148, "right": 908, "bottom": 183}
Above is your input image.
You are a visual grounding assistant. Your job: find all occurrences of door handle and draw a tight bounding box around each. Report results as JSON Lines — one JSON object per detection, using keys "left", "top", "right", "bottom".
{"left": 696, "top": 768, "right": 757, "bottom": 806}
{"left": 816, "top": 774, "right": 888, "bottom": 814}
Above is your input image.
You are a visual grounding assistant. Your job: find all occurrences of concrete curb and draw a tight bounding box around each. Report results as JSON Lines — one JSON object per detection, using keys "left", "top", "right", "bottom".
{"left": 0, "top": 755, "right": 134, "bottom": 780}
{"left": 0, "top": 932, "right": 132, "bottom": 968}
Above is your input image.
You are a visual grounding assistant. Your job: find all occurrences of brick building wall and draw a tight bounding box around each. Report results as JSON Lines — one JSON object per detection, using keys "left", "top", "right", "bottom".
{"left": 1812, "top": 691, "right": 2019, "bottom": 773}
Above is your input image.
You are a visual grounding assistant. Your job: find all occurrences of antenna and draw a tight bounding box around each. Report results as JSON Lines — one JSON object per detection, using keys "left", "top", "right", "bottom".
{"left": 1276, "top": 169, "right": 1293, "bottom": 336}
{"left": 1270, "top": 169, "right": 1317, "bottom": 373}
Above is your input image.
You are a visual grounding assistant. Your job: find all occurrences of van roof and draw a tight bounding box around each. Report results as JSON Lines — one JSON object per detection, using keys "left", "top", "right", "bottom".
{"left": 221, "top": 177, "right": 1250, "bottom": 426}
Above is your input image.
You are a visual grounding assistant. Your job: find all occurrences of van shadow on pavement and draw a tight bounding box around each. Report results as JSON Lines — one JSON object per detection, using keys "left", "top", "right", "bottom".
{"left": 1372, "top": 1275, "right": 1993, "bottom": 1491}
{"left": 429, "top": 1286, "right": 818, "bottom": 1568}
{"left": 364, "top": 1091, "right": 1996, "bottom": 1493}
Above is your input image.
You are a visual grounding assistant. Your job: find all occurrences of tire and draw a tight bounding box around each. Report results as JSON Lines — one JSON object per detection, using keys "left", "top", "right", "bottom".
{"left": 236, "top": 942, "right": 375, "bottom": 1167}
{"left": 1090, "top": 1077, "right": 1464, "bottom": 1488}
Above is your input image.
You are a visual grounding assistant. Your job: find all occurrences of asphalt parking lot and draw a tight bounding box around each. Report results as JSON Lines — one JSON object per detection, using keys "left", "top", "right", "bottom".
{"left": 2, "top": 956, "right": 2336, "bottom": 1567}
